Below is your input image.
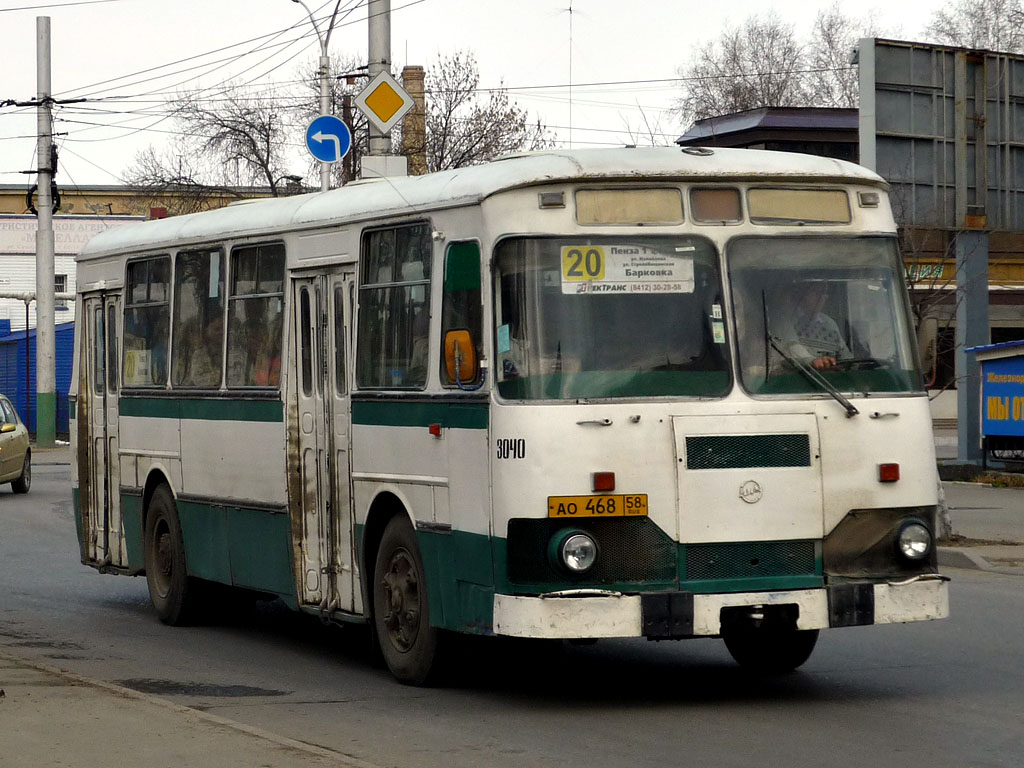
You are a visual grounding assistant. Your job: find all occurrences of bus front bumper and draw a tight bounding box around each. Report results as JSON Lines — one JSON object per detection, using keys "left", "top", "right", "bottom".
{"left": 491, "top": 576, "right": 949, "bottom": 639}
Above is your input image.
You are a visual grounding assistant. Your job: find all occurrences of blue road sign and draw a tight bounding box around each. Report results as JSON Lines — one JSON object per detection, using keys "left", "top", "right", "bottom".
{"left": 305, "top": 115, "right": 351, "bottom": 164}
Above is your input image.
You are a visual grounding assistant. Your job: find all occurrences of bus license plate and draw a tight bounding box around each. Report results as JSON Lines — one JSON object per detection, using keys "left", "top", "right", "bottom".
{"left": 547, "top": 494, "right": 648, "bottom": 518}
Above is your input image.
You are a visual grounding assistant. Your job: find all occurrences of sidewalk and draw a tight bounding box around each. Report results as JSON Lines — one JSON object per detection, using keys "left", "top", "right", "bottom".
{"left": 939, "top": 480, "right": 1024, "bottom": 574}
{"left": 0, "top": 652, "right": 373, "bottom": 768}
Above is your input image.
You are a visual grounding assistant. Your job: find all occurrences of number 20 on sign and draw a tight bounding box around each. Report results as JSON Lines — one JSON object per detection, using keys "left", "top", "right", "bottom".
{"left": 561, "top": 246, "right": 606, "bottom": 281}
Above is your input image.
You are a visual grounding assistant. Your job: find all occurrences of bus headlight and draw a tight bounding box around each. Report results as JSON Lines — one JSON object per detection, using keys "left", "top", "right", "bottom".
{"left": 551, "top": 531, "right": 598, "bottom": 574}
{"left": 896, "top": 520, "right": 932, "bottom": 561}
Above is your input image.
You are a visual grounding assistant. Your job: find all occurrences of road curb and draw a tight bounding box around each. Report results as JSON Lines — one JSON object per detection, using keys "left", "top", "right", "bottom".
{"left": 0, "top": 650, "right": 384, "bottom": 768}
{"left": 938, "top": 546, "right": 1024, "bottom": 576}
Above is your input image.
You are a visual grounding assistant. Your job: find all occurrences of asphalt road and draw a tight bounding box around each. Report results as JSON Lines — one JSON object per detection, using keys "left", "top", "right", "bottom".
{"left": 1, "top": 461, "right": 1022, "bottom": 768}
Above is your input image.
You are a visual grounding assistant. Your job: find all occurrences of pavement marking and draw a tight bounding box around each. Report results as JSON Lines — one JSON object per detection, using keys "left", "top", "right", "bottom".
{"left": 0, "top": 649, "right": 386, "bottom": 768}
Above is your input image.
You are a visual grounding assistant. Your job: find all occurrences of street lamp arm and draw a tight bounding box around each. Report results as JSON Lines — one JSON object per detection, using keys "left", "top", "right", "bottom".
{"left": 291, "top": 0, "right": 324, "bottom": 49}
{"left": 323, "top": 0, "right": 344, "bottom": 52}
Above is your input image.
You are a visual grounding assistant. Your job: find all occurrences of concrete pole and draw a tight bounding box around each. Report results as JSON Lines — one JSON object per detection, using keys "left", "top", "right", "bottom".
{"left": 35, "top": 16, "right": 56, "bottom": 447}
{"left": 367, "top": 0, "right": 391, "bottom": 157}
{"left": 955, "top": 231, "right": 989, "bottom": 464}
{"left": 319, "top": 53, "right": 331, "bottom": 191}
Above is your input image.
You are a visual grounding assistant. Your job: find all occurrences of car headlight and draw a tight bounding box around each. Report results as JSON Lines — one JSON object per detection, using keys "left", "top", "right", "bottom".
{"left": 896, "top": 520, "right": 932, "bottom": 561}
{"left": 552, "top": 531, "right": 598, "bottom": 574}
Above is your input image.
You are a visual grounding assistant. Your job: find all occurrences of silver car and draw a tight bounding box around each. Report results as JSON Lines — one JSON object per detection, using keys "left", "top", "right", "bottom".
{"left": 0, "top": 394, "right": 30, "bottom": 493}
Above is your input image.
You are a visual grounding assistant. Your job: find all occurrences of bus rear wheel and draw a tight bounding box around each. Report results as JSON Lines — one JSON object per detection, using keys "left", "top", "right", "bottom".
{"left": 723, "top": 627, "right": 819, "bottom": 673}
{"left": 144, "top": 484, "right": 200, "bottom": 625}
{"left": 372, "top": 516, "right": 440, "bottom": 685}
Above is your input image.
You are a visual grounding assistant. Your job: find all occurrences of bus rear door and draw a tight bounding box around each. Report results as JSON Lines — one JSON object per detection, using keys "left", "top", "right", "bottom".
{"left": 292, "top": 270, "right": 355, "bottom": 614}
{"left": 82, "top": 293, "right": 125, "bottom": 567}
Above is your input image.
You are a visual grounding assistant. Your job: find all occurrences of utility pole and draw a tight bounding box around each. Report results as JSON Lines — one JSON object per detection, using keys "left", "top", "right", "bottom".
{"left": 35, "top": 16, "right": 56, "bottom": 448}
{"left": 367, "top": 0, "right": 391, "bottom": 158}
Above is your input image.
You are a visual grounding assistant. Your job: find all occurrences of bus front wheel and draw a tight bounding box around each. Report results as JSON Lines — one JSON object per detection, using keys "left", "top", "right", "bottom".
{"left": 144, "top": 484, "right": 199, "bottom": 626}
{"left": 723, "top": 627, "right": 819, "bottom": 673}
{"left": 372, "top": 515, "right": 440, "bottom": 685}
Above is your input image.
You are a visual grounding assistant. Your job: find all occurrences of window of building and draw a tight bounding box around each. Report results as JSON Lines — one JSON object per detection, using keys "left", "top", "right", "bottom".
{"left": 356, "top": 223, "right": 432, "bottom": 389}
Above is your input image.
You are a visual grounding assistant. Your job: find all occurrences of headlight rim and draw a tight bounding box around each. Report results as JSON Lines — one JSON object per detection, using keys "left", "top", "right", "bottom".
{"left": 548, "top": 528, "right": 599, "bottom": 575}
{"left": 895, "top": 518, "right": 933, "bottom": 561}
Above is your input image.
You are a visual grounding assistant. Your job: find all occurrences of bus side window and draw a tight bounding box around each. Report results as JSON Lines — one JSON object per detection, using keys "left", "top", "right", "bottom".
{"left": 440, "top": 241, "right": 482, "bottom": 387}
{"left": 227, "top": 243, "right": 284, "bottom": 388}
{"left": 356, "top": 223, "right": 432, "bottom": 389}
{"left": 172, "top": 248, "right": 225, "bottom": 388}
{"left": 123, "top": 255, "right": 170, "bottom": 388}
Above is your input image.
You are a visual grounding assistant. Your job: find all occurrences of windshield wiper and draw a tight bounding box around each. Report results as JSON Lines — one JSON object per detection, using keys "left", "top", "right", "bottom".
{"left": 768, "top": 335, "right": 859, "bottom": 418}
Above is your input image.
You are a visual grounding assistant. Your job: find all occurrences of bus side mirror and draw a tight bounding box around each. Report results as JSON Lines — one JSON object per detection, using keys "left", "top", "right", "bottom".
{"left": 444, "top": 329, "right": 477, "bottom": 384}
{"left": 0, "top": 423, "right": 16, "bottom": 434}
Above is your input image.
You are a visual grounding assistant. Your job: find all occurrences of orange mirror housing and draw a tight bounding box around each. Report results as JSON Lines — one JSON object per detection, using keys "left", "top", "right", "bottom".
{"left": 444, "top": 329, "right": 477, "bottom": 384}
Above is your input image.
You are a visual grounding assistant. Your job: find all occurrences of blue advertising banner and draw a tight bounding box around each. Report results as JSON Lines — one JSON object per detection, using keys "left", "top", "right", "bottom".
{"left": 980, "top": 353, "right": 1024, "bottom": 438}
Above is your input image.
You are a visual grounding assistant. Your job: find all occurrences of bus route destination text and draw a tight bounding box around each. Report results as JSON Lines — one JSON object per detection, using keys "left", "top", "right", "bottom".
{"left": 560, "top": 244, "right": 695, "bottom": 295}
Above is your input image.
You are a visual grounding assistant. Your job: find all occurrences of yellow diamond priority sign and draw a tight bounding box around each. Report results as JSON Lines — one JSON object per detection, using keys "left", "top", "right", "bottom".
{"left": 354, "top": 71, "right": 415, "bottom": 134}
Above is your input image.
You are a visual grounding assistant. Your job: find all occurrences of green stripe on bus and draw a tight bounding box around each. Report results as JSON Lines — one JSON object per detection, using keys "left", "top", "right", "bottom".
{"left": 352, "top": 399, "right": 489, "bottom": 429}
{"left": 119, "top": 397, "right": 284, "bottom": 422}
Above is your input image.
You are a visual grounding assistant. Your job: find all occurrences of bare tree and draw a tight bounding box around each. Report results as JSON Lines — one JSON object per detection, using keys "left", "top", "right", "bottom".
{"left": 677, "top": 7, "right": 884, "bottom": 123}
{"left": 124, "top": 82, "right": 297, "bottom": 208}
{"left": 806, "top": 3, "right": 881, "bottom": 108}
{"left": 419, "top": 51, "right": 551, "bottom": 172}
{"left": 924, "top": 0, "right": 1024, "bottom": 52}
{"left": 678, "top": 13, "right": 807, "bottom": 121}
{"left": 172, "top": 85, "right": 292, "bottom": 193}
{"left": 123, "top": 140, "right": 247, "bottom": 216}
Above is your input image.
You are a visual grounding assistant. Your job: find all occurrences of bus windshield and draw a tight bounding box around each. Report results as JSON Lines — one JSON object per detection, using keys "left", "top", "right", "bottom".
{"left": 494, "top": 236, "right": 730, "bottom": 400}
{"left": 728, "top": 236, "right": 922, "bottom": 395}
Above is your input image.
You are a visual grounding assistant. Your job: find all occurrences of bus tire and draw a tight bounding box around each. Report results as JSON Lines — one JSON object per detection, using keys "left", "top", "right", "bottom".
{"left": 11, "top": 451, "right": 30, "bottom": 494}
{"left": 723, "top": 627, "right": 819, "bottom": 673}
{"left": 372, "top": 515, "right": 440, "bottom": 685}
{"left": 144, "top": 484, "right": 199, "bottom": 626}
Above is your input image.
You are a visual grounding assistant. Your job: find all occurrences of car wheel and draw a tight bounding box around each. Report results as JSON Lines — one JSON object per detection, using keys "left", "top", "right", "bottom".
{"left": 11, "top": 451, "right": 30, "bottom": 494}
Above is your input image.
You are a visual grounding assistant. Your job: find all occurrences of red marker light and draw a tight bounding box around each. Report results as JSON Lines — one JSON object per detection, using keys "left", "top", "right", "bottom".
{"left": 428, "top": 423, "right": 442, "bottom": 437}
{"left": 593, "top": 472, "right": 616, "bottom": 492}
{"left": 878, "top": 463, "right": 900, "bottom": 483}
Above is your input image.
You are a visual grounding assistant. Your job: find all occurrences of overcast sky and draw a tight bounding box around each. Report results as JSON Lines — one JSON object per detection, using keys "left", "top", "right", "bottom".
{"left": 0, "top": 0, "right": 944, "bottom": 189}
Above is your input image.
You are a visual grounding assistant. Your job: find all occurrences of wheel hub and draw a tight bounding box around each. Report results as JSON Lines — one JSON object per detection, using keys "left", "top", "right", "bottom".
{"left": 380, "top": 547, "right": 420, "bottom": 652}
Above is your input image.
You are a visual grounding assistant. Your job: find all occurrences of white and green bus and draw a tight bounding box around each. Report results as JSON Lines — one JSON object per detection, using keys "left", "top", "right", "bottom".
{"left": 71, "top": 147, "right": 949, "bottom": 684}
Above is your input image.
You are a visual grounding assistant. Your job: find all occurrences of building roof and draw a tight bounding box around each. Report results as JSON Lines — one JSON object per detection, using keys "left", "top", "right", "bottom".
{"left": 677, "top": 107, "right": 859, "bottom": 144}
{"left": 78, "top": 147, "right": 883, "bottom": 260}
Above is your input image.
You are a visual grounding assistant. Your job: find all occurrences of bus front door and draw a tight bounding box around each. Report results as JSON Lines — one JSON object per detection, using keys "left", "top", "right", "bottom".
{"left": 292, "top": 271, "right": 355, "bottom": 615}
{"left": 83, "top": 294, "right": 124, "bottom": 567}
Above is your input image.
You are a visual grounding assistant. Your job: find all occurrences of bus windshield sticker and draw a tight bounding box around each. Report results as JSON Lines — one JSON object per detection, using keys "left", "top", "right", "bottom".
{"left": 712, "top": 303, "right": 722, "bottom": 319}
{"left": 497, "top": 323, "right": 512, "bottom": 354}
{"left": 712, "top": 321, "right": 726, "bottom": 344}
{"left": 560, "top": 244, "right": 694, "bottom": 295}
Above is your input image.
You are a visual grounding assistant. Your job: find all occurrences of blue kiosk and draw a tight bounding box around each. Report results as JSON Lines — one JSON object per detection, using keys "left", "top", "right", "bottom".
{"left": 968, "top": 340, "right": 1024, "bottom": 468}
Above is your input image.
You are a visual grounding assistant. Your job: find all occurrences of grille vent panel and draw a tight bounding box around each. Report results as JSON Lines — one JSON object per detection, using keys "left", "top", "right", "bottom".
{"left": 685, "top": 434, "right": 811, "bottom": 470}
{"left": 685, "top": 540, "right": 817, "bottom": 581}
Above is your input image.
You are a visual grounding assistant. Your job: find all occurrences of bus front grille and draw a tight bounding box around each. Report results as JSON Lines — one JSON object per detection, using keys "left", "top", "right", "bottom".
{"left": 684, "top": 540, "right": 818, "bottom": 581}
{"left": 685, "top": 434, "right": 811, "bottom": 469}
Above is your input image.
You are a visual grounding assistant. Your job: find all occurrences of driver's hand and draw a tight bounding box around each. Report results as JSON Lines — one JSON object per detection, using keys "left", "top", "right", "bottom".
{"left": 811, "top": 356, "right": 837, "bottom": 370}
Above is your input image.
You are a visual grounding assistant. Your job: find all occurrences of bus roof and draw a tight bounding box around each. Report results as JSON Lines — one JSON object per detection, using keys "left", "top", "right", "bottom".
{"left": 77, "top": 146, "right": 884, "bottom": 260}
